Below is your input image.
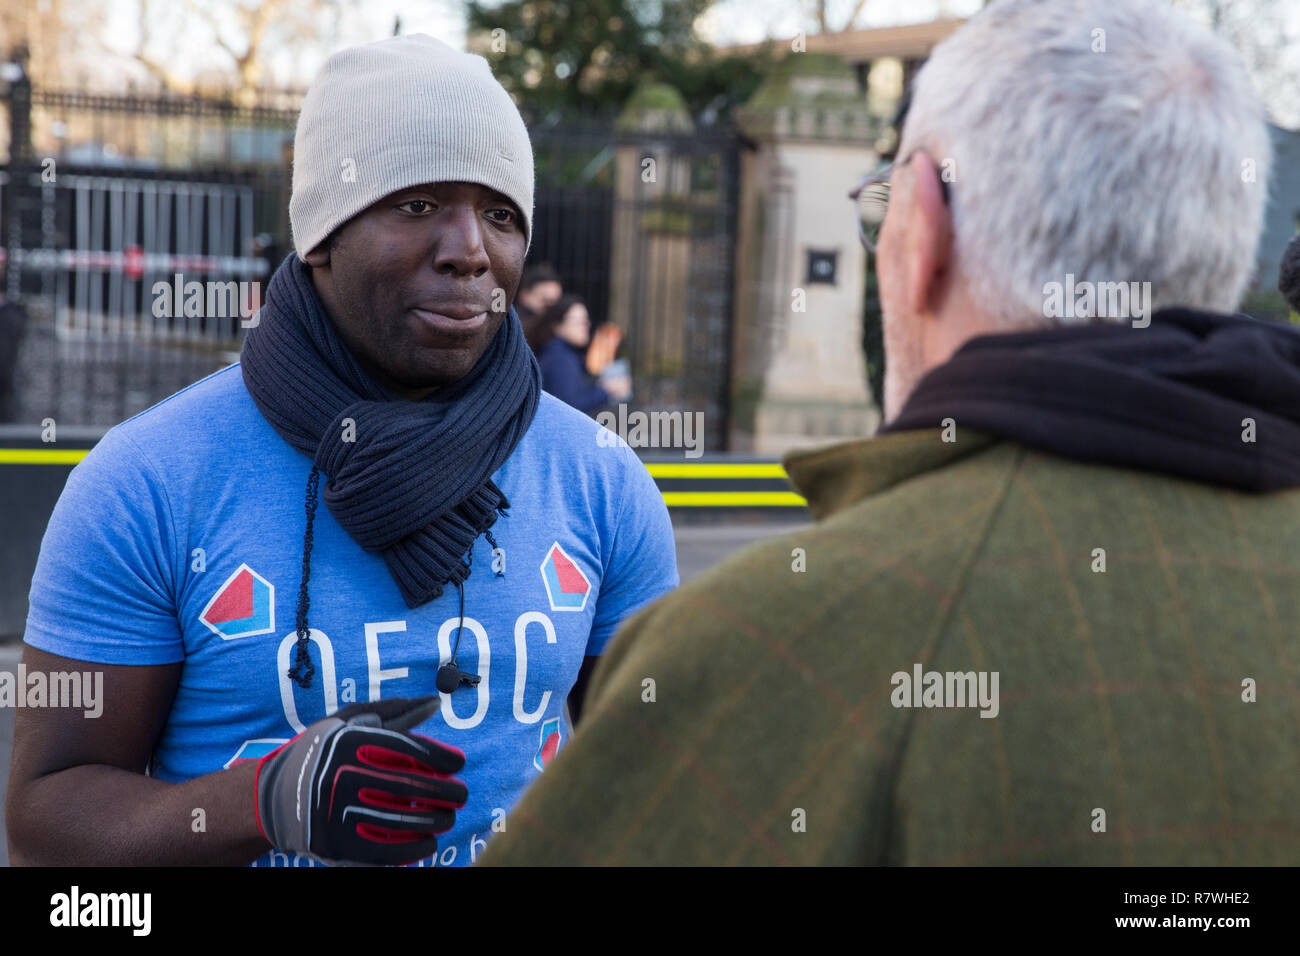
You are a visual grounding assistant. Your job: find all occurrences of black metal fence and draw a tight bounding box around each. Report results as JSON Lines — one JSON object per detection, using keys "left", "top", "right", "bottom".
{"left": 1, "top": 75, "right": 296, "bottom": 426}
{"left": 527, "top": 119, "right": 744, "bottom": 451}
{"left": 1, "top": 75, "right": 745, "bottom": 448}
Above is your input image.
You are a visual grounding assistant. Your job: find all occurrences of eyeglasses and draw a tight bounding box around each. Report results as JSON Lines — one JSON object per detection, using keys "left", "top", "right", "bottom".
{"left": 849, "top": 163, "right": 892, "bottom": 254}
{"left": 848, "top": 150, "right": 951, "bottom": 254}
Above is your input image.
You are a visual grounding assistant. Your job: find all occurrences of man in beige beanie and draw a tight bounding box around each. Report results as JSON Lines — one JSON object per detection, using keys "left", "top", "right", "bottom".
{"left": 8, "top": 34, "right": 678, "bottom": 868}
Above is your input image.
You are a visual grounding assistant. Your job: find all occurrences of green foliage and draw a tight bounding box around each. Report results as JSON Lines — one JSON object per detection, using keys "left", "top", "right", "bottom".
{"left": 730, "top": 375, "right": 764, "bottom": 432}
{"left": 862, "top": 258, "right": 885, "bottom": 410}
{"left": 615, "top": 80, "right": 692, "bottom": 132}
{"left": 639, "top": 206, "right": 694, "bottom": 235}
{"left": 465, "top": 0, "right": 770, "bottom": 118}
{"left": 744, "top": 52, "right": 857, "bottom": 110}
{"left": 1238, "top": 287, "right": 1296, "bottom": 323}
{"left": 532, "top": 139, "right": 615, "bottom": 187}
{"left": 623, "top": 81, "right": 690, "bottom": 112}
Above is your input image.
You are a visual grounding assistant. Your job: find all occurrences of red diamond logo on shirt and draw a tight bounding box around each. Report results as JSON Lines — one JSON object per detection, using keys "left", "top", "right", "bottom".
{"left": 199, "top": 563, "right": 276, "bottom": 640}
{"left": 539, "top": 542, "right": 591, "bottom": 612}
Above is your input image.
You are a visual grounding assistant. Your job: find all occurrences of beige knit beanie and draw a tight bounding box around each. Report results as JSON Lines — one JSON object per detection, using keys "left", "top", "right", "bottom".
{"left": 289, "top": 33, "right": 534, "bottom": 261}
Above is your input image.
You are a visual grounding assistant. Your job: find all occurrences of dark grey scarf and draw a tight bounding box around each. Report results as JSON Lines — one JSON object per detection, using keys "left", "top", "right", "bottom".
{"left": 241, "top": 253, "right": 540, "bottom": 620}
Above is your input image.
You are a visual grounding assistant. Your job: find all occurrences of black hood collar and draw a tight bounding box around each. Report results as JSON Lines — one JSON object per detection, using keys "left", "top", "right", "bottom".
{"left": 880, "top": 308, "right": 1300, "bottom": 491}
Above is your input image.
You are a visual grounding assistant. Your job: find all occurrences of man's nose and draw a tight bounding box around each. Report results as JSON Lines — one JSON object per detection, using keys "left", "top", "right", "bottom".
{"left": 433, "top": 207, "right": 491, "bottom": 278}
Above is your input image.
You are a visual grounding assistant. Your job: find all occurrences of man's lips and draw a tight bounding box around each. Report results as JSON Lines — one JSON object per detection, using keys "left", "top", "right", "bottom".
{"left": 409, "top": 307, "right": 489, "bottom": 340}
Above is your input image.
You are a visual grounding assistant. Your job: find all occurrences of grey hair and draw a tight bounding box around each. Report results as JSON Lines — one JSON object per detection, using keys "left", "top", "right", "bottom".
{"left": 897, "top": 0, "right": 1272, "bottom": 326}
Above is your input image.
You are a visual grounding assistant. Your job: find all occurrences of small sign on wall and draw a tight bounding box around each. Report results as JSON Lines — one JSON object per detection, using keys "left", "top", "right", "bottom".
{"left": 806, "top": 249, "right": 837, "bottom": 285}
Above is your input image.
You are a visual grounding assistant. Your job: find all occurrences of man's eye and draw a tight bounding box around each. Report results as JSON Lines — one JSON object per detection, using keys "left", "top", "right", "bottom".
{"left": 488, "top": 208, "right": 516, "bottom": 224}
{"left": 400, "top": 200, "right": 433, "bottom": 213}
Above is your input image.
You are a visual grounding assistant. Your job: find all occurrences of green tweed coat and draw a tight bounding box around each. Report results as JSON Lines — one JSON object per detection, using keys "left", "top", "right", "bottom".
{"left": 481, "top": 429, "right": 1300, "bottom": 865}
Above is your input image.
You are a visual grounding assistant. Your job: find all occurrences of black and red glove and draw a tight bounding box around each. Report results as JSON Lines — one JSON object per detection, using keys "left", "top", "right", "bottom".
{"left": 254, "top": 696, "right": 467, "bottom": 866}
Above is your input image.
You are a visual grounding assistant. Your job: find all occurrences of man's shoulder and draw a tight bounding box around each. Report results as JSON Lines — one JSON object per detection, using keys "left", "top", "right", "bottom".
{"left": 77, "top": 363, "right": 274, "bottom": 485}
{"left": 730, "top": 437, "right": 1022, "bottom": 587}
{"left": 668, "top": 433, "right": 1300, "bottom": 622}
{"left": 533, "top": 389, "right": 590, "bottom": 430}
{"left": 104, "top": 363, "right": 253, "bottom": 450}
{"left": 524, "top": 392, "right": 639, "bottom": 473}
{"left": 114, "top": 363, "right": 253, "bottom": 436}
{"left": 600, "top": 438, "right": 1023, "bottom": 667}
{"left": 768, "top": 435, "right": 1300, "bottom": 632}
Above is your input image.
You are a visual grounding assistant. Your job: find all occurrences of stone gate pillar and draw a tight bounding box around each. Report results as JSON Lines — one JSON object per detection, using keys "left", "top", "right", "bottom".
{"left": 735, "top": 53, "right": 881, "bottom": 455}
{"left": 608, "top": 83, "right": 694, "bottom": 386}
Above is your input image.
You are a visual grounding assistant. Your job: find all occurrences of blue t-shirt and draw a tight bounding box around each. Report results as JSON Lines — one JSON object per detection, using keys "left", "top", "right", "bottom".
{"left": 23, "top": 363, "right": 678, "bottom": 867}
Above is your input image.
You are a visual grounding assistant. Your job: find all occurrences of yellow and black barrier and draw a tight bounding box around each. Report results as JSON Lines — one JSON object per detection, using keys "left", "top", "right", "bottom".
{"left": 0, "top": 446, "right": 809, "bottom": 508}
{"left": 0, "top": 435, "right": 805, "bottom": 634}
{"left": 642, "top": 460, "right": 807, "bottom": 509}
{"left": 0, "top": 448, "right": 92, "bottom": 465}
{"left": 0, "top": 431, "right": 105, "bottom": 636}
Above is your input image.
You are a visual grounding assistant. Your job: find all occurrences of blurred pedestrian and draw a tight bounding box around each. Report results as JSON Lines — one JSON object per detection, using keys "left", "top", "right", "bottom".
{"left": 515, "top": 264, "right": 563, "bottom": 353}
{"left": 536, "top": 295, "right": 630, "bottom": 414}
{"left": 1280, "top": 232, "right": 1300, "bottom": 315}
{"left": 0, "top": 262, "right": 29, "bottom": 422}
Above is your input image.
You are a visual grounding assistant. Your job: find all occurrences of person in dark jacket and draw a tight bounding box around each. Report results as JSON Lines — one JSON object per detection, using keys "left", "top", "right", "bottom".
{"left": 1280, "top": 233, "right": 1300, "bottom": 314}
{"left": 0, "top": 263, "right": 29, "bottom": 423}
{"left": 537, "top": 295, "right": 628, "bottom": 414}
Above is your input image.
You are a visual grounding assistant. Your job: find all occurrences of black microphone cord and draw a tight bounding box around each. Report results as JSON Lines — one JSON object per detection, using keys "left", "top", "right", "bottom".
{"left": 437, "top": 551, "right": 481, "bottom": 694}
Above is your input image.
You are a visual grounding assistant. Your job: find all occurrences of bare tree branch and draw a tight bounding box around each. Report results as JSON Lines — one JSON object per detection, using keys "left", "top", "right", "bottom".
{"left": 842, "top": 0, "right": 870, "bottom": 32}
{"left": 133, "top": 0, "right": 190, "bottom": 91}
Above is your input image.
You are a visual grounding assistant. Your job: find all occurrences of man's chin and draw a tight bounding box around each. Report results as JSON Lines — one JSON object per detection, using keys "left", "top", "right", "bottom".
{"left": 372, "top": 361, "right": 461, "bottom": 400}
{"left": 379, "top": 322, "right": 502, "bottom": 397}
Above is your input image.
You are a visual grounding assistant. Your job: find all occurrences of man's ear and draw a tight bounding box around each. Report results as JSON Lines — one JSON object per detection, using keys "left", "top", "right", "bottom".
{"left": 303, "top": 236, "right": 332, "bottom": 268}
{"left": 901, "top": 152, "right": 953, "bottom": 319}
